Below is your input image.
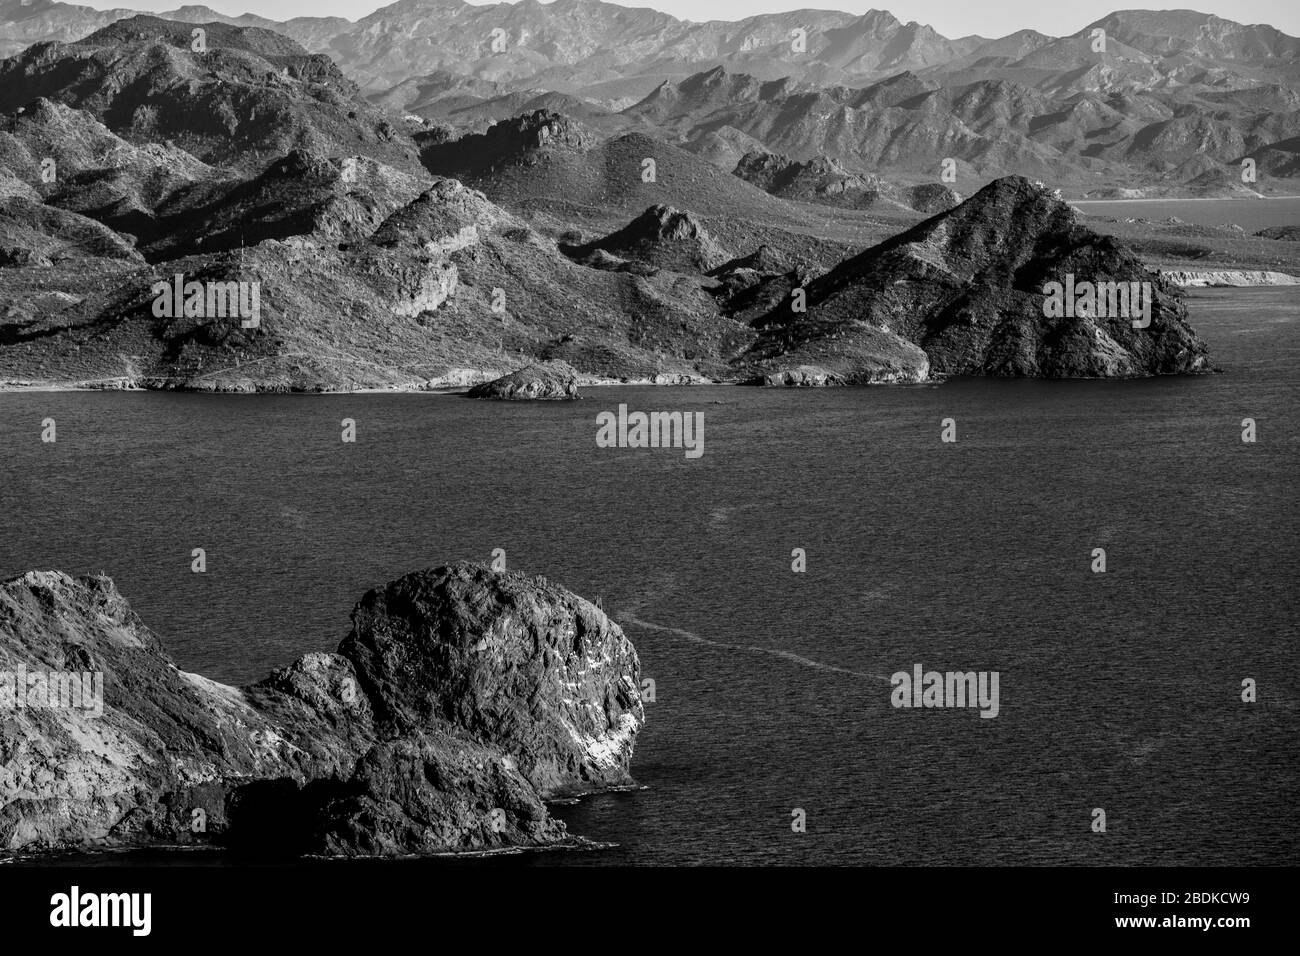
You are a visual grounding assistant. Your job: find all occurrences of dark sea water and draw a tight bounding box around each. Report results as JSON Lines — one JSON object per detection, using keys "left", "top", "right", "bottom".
{"left": 1, "top": 288, "right": 1297, "bottom": 866}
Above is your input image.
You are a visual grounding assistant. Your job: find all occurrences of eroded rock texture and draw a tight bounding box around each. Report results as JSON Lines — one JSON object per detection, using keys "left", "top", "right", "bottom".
{"left": 0, "top": 563, "right": 642, "bottom": 857}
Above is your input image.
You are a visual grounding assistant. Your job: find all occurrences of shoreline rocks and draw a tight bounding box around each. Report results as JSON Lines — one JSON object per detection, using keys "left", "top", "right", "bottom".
{"left": 742, "top": 366, "right": 845, "bottom": 387}
{"left": 1160, "top": 269, "right": 1299, "bottom": 287}
{"left": 0, "top": 563, "right": 643, "bottom": 857}
{"left": 466, "top": 360, "right": 581, "bottom": 400}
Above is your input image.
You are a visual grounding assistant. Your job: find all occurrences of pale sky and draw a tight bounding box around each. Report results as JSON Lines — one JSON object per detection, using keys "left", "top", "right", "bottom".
{"left": 74, "top": 1, "right": 1300, "bottom": 40}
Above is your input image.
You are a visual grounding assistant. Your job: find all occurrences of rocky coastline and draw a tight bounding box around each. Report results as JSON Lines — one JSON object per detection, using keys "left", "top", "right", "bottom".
{"left": 2, "top": 19, "right": 1274, "bottom": 393}
{"left": 0, "top": 563, "right": 643, "bottom": 857}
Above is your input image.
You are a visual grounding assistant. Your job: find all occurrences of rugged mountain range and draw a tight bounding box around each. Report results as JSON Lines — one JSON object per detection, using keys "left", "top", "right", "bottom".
{"left": 0, "top": 15, "right": 422, "bottom": 173}
{"left": 3, "top": 2, "right": 1297, "bottom": 193}
{"left": 0, "top": 2, "right": 983, "bottom": 93}
{"left": 627, "top": 63, "right": 1300, "bottom": 191}
{"left": 3, "top": 13, "right": 1287, "bottom": 391}
{"left": 1, "top": 2, "right": 1276, "bottom": 95}
{"left": 0, "top": 25, "right": 748, "bottom": 390}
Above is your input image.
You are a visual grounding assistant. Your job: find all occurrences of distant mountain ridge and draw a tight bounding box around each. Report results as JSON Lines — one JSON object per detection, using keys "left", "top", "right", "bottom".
{"left": 3, "top": 3, "right": 1297, "bottom": 92}
{"left": 628, "top": 63, "right": 1300, "bottom": 189}
{"left": 3, "top": 3, "right": 1298, "bottom": 190}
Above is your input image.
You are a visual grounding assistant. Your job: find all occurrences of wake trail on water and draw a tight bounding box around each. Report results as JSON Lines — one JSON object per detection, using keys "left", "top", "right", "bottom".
{"left": 617, "top": 611, "right": 893, "bottom": 684}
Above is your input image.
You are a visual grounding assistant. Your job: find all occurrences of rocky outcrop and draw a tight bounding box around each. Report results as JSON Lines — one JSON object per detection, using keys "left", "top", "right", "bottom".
{"left": 369, "top": 178, "right": 502, "bottom": 254}
{"left": 0, "top": 98, "right": 217, "bottom": 237}
{"left": 734, "top": 150, "right": 880, "bottom": 200}
{"left": 1161, "top": 269, "right": 1300, "bottom": 286}
{"left": 735, "top": 317, "right": 933, "bottom": 384}
{"left": 466, "top": 360, "right": 581, "bottom": 400}
{"left": 567, "top": 247, "right": 660, "bottom": 276}
{"left": 1256, "top": 225, "right": 1300, "bottom": 242}
{"left": 0, "top": 167, "right": 39, "bottom": 202}
{"left": 418, "top": 109, "right": 596, "bottom": 178}
{"left": 564, "top": 204, "right": 731, "bottom": 273}
{"left": 734, "top": 149, "right": 891, "bottom": 209}
{"left": 0, "top": 563, "right": 642, "bottom": 857}
{"left": 0, "top": 197, "right": 145, "bottom": 266}
{"left": 137, "top": 149, "right": 427, "bottom": 262}
{"left": 711, "top": 245, "right": 794, "bottom": 278}
{"left": 906, "top": 183, "right": 962, "bottom": 214}
{"left": 339, "top": 565, "right": 639, "bottom": 795}
{"left": 733, "top": 149, "right": 962, "bottom": 213}
{"left": 742, "top": 366, "right": 845, "bottom": 387}
{"left": 307, "top": 729, "right": 566, "bottom": 856}
{"left": 706, "top": 246, "right": 800, "bottom": 304}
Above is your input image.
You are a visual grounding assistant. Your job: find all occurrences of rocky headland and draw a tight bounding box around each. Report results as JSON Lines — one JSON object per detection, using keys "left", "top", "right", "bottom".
{"left": 744, "top": 176, "right": 1214, "bottom": 381}
{"left": 0, "top": 562, "right": 643, "bottom": 857}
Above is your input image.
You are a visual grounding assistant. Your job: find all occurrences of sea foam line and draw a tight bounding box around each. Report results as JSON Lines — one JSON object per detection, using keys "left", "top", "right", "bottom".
{"left": 616, "top": 612, "right": 892, "bottom": 684}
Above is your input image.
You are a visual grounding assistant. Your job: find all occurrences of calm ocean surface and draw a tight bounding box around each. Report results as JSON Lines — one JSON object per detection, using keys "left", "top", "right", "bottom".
{"left": 1, "top": 288, "right": 1297, "bottom": 866}
{"left": 1074, "top": 196, "right": 1300, "bottom": 231}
